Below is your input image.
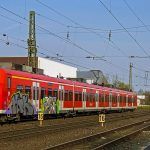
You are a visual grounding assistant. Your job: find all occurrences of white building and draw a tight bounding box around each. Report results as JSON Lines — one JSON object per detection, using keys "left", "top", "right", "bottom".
{"left": 137, "top": 95, "right": 145, "bottom": 106}
{"left": 38, "top": 57, "right": 77, "bottom": 78}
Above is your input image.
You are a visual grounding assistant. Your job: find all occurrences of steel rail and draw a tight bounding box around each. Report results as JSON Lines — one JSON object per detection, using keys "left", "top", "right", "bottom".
{"left": 45, "top": 118, "right": 150, "bottom": 150}
{"left": 93, "top": 124, "right": 150, "bottom": 149}
{"left": 144, "top": 144, "right": 150, "bottom": 150}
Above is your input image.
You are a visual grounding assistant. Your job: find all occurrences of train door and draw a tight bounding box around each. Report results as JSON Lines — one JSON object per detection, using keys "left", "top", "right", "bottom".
{"left": 131, "top": 96, "right": 134, "bottom": 107}
{"left": 32, "top": 82, "right": 40, "bottom": 112}
{"left": 117, "top": 94, "right": 120, "bottom": 107}
{"left": 109, "top": 93, "right": 112, "bottom": 108}
{"left": 96, "top": 90, "right": 99, "bottom": 109}
{"left": 126, "top": 95, "right": 128, "bottom": 107}
{"left": 7, "top": 76, "right": 11, "bottom": 109}
{"left": 82, "top": 88, "right": 86, "bottom": 110}
{"left": 59, "top": 85, "right": 64, "bottom": 110}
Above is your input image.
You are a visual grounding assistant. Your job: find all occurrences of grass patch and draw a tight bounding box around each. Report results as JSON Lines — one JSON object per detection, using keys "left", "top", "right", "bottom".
{"left": 138, "top": 105, "right": 150, "bottom": 110}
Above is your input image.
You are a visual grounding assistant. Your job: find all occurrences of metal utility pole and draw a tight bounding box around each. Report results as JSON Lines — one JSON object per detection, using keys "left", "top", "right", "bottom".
{"left": 144, "top": 71, "right": 149, "bottom": 91}
{"left": 28, "top": 11, "right": 37, "bottom": 73}
{"left": 129, "top": 62, "right": 133, "bottom": 91}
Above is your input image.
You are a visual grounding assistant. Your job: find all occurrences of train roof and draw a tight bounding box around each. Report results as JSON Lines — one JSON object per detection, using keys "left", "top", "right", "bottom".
{"left": 1, "top": 68, "right": 136, "bottom": 95}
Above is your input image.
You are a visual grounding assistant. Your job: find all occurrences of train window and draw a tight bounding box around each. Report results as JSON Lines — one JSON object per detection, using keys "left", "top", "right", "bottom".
{"left": 89, "top": 93, "right": 94, "bottom": 102}
{"left": 115, "top": 96, "right": 118, "bottom": 103}
{"left": 120, "top": 96, "right": 122, "bottom": 103}
{"left": 48, "top": 82, "right": 53, "bottom": 86}
{"left": 64, "top": 90, "right": 69, "bottom": 101}
{"left": 54, "top": 90, "right": 58, "bottom": 99}
{"left": 99, "top": 94, "right": 101, "bottom": 101}
{"left": 41, "top": 88, "right": 46, "bottom": 99}
{"left": 89, "top": 94, "right": 92, "bottom": 102}
{"left": 69, "top": 91, "right": 73, "bottom": 101}
{"left": 79, "top": 93, "right": 82, "bottom": 101}
{"left": 120, "top": 96, "right": 124, "bottom": 103}
{"left": 75, "top": 92, "right": 79, "bottom": 101}
{"left": 17, "top": 85, "right": 23, "bottom": 92}
{"left": 7, "top": 77, "right": 11, "bottom": 89}
{"left": 101, "top": 93, "right": 105, "bottom": 102}
{"left": 86, "top": 94, "right": 89, "bottom": 101}
{"left": 112, "top": 95, "right": 117, "bottom": 103}
{"left": 105, "top": 95, "right": 109, "bottom": 102}
{"left": 25, "top": 86, "right": 31, "bottom": 98}
{"left": 48, "top": 89, "right": 53, "bottom": 97}
{"left": 124, "top": 96, "right": 126, "bottom": 103}
{"left": 112, "top": 95, "right": 115, "bottom": 103}
{"left": 91, "top": 94, "right": 95, "bottom": 101}
{"left": 128, "top": 97, "right": 131, "bottom": 103}
{"left": 93, "top": 94, "right": 95, "bottom": 101}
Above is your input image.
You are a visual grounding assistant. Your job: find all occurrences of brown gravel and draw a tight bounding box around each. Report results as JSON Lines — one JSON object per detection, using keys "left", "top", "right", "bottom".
{"left": 107, "top": 127, "right": 150, "bottom": 150}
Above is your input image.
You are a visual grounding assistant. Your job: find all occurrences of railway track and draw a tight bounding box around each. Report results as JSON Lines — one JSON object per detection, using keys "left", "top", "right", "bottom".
{"left": 144, "top": 145, "right": 150, "bottom": 150}
{"left": 0, "top": 111, "right": 149, "bottom": 141}
{"left": 45, "top": 118, "right": 150, "bottom": 150}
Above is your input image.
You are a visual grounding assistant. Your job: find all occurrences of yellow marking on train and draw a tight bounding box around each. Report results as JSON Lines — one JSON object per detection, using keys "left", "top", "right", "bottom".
{"left": 12, "top": 76, "right": 31, "bottom": 80}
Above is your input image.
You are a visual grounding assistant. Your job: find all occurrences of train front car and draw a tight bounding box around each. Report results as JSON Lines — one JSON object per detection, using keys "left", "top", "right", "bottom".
{"left": 0, "top": 69, "right": 9, "bottom": 122}
{"left": 0, "top": 69, "right": 38, "bottom": 122}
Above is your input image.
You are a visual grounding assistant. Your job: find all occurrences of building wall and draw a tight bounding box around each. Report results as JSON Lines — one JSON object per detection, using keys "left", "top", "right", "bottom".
{"left": 0, "top": 57, "right": 28, "bottom": 65}
{"left": 38, "top": 57, "right": 77, "bottom": 78}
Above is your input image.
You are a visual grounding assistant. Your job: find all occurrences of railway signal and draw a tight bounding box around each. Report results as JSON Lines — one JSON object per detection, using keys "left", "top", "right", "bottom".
{"left": 99, "top": 114, "right": 105, "bottom": 127}
{"left": 38, "top": 112, "right": 44, "bottom": 126}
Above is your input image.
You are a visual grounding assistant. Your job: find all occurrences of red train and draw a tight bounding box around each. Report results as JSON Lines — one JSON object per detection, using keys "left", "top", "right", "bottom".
{"left": 0, "top": 68, "right": 137, "bottom": 121}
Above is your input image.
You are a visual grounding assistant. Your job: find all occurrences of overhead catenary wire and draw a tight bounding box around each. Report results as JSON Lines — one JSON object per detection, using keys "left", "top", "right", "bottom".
{"left": 123, "top": 0, "right": 150, "bottom": 33}
{"left": 97, "top": 0, "right": 150, "bottom": 58}
{"left": 35, "top": 0, "right": 128, "bottom": 57}
{"left": 35, "top": 12, "right": 150, "bottom": 34}
{"left": 0, "top": 5, "right": 99, "bottom": 57}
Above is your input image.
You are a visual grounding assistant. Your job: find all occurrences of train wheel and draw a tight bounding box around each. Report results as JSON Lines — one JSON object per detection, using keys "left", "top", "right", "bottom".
{"left": 16, "top": 114, "right": 21, "bottom": 122}
{"left": 0, "top": 116, "right": 7, "bottom": 123}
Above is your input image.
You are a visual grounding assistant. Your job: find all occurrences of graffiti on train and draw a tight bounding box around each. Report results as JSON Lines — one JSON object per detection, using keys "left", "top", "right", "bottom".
{"left": 41, "top": 97, "right": 57, "bottom": 114}
{"left": 8, "top": 92, "right": 35, "bottom": 115}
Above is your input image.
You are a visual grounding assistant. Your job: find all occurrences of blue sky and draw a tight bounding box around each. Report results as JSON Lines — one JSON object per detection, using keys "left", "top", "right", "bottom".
{"left": 0, "top": 0, "right": 150, "bottom": 92}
